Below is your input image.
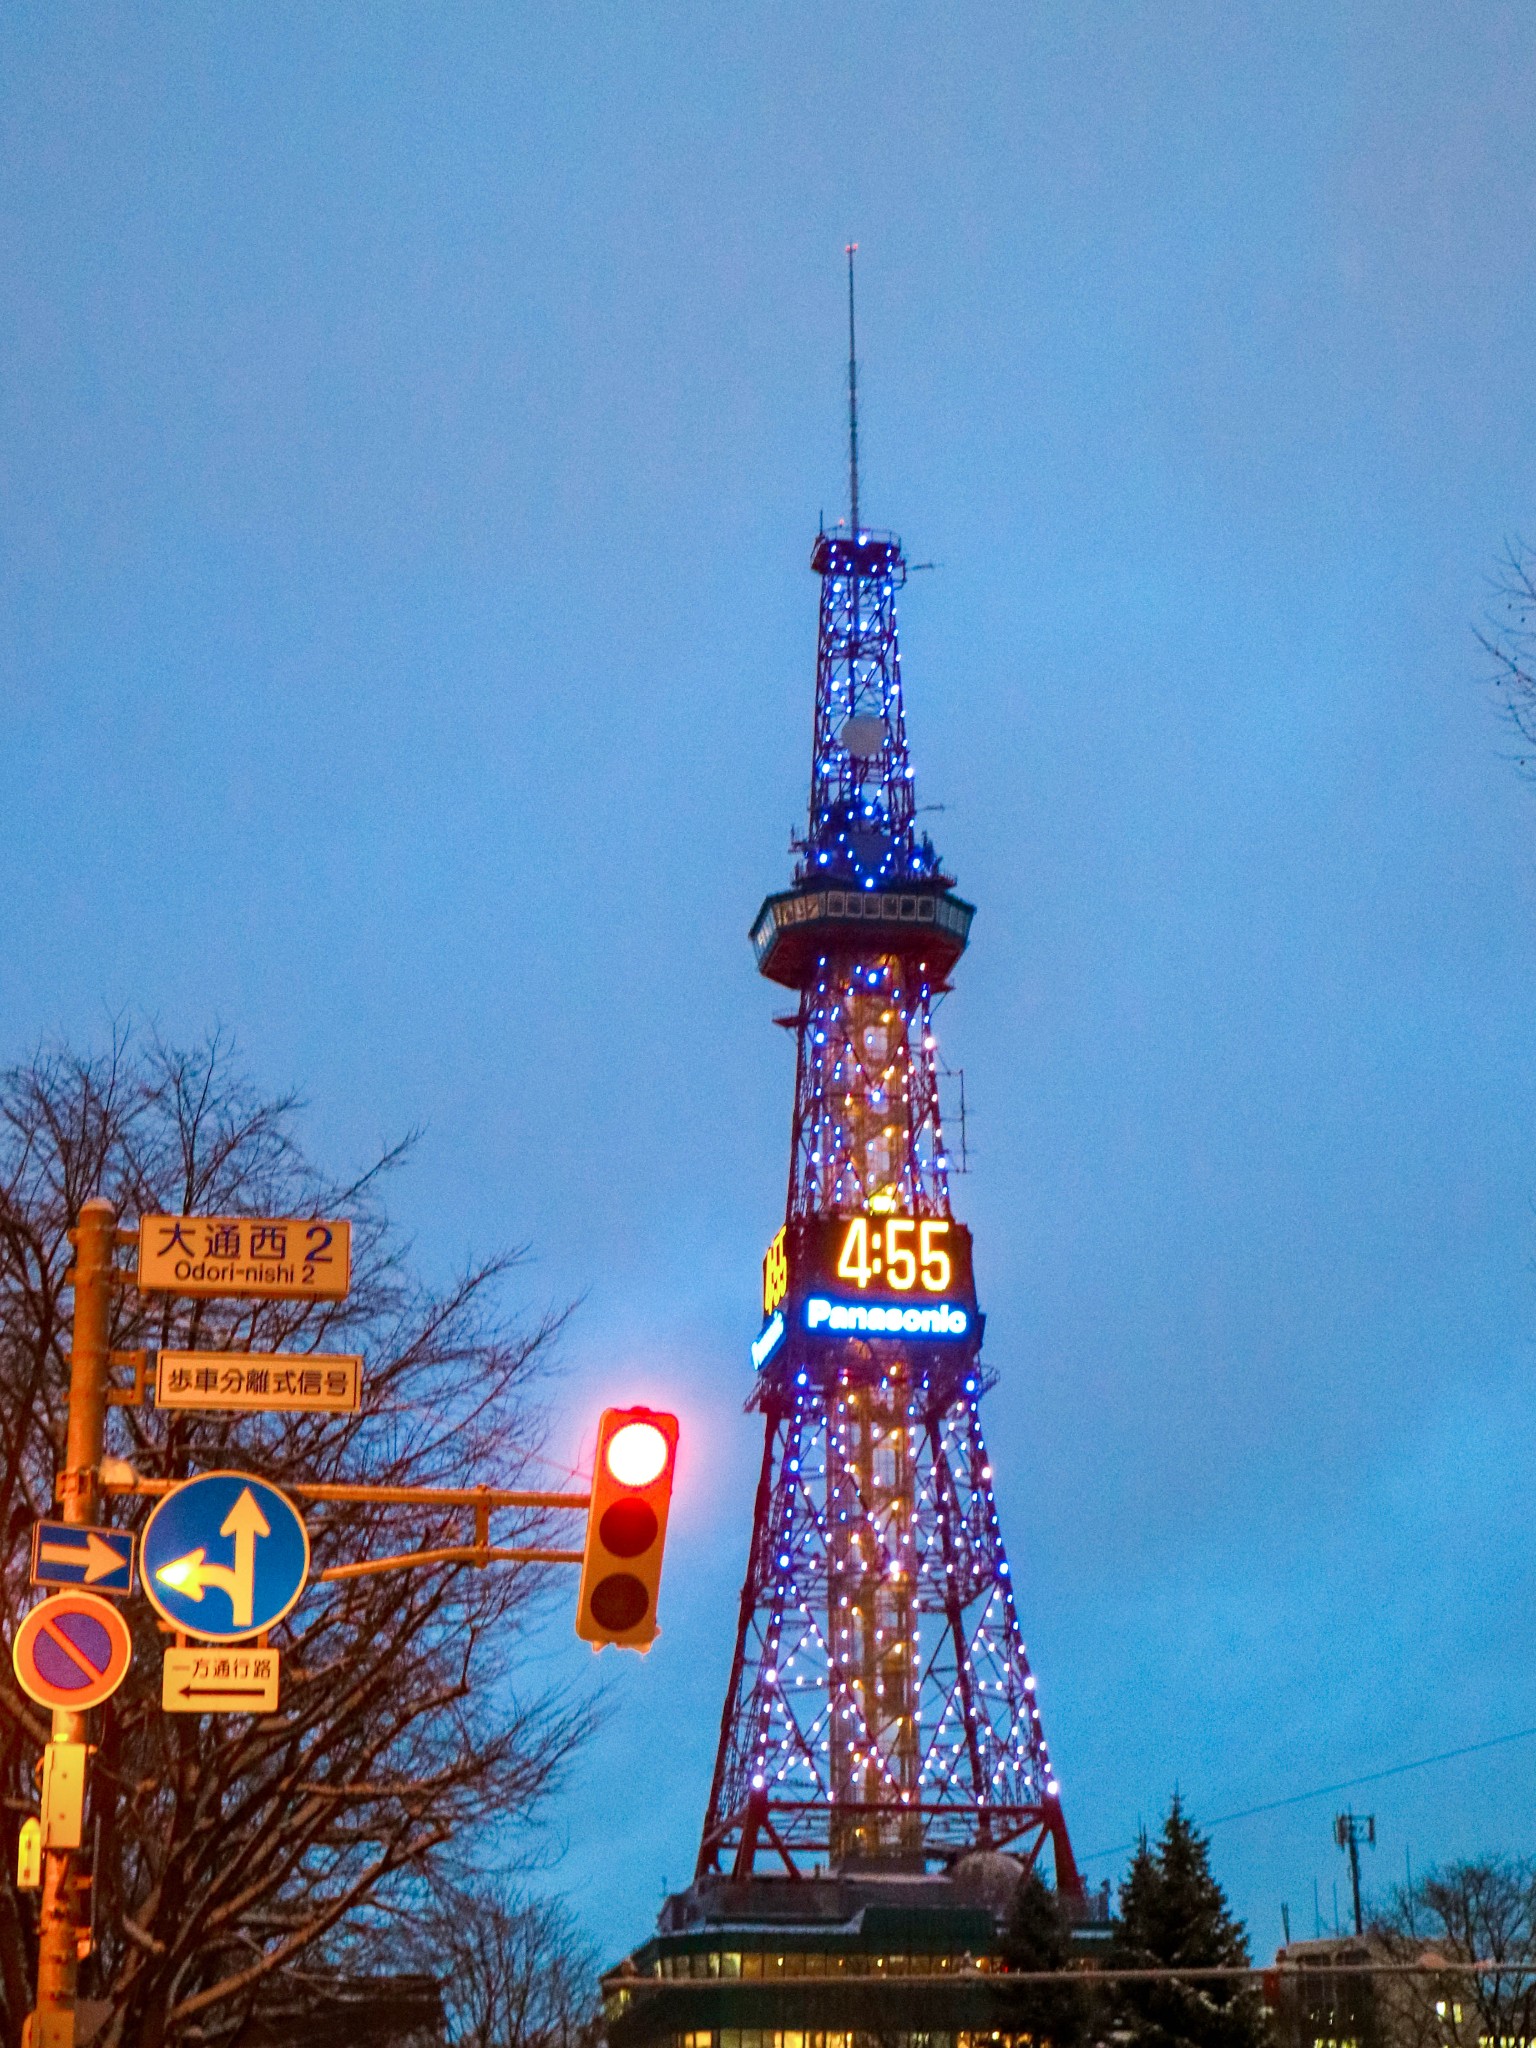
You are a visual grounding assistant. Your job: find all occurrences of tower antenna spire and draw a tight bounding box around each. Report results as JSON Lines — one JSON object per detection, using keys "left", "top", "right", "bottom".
{"left": 846, "top": 242, "right": 860, "bottom": 534}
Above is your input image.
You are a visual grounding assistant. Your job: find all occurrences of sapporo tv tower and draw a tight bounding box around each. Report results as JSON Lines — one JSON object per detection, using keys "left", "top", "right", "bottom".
{"left": 604, "top": 254, "right": 1096, "bottom": 2048}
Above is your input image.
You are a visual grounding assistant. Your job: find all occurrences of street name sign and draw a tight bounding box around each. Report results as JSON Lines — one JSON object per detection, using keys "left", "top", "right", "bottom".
{"left": 162, "top": 1645, "right": 280, "bottom": 1714}
{"left": 12, "top": 1593, "right": 133, "bottom": 1711}
{"left": 29, "top": 1520, "right": 135, "bottom": 1595}
{"left": 156, "top": 1351, "right": 362, "bottom": 1414}
{"left": 141, "top": 1472, "right": 310, "bottom": 1640}
{"left": 137, "top": 1214, "right": 351, "bottom": 1301}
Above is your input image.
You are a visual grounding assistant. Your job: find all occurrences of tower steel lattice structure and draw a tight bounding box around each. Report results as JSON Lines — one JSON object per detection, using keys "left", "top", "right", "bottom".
{"left": 697, "top": 256, "right": 1081, "bottom": 1892}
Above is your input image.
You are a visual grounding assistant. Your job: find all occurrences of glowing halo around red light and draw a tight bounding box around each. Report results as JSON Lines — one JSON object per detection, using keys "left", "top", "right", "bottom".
{"left": 605, "top": 1420, "right": 670, "bottom": 1487}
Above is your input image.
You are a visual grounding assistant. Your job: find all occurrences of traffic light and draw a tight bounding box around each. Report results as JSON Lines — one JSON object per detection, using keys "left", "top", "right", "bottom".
{"left": 576, "top": 1407, "right": 678, "bottom": 1651}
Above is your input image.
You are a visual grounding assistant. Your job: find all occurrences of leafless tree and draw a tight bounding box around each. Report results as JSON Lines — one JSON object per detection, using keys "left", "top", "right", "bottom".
{"left": 1478, "top": 540, "right": 1536, "bottom": 769}
{"left": 1371, "top": 1857, "right": 1536, "bottom": 2048}
{"left": 419, "top": 1884, "right": 601, "bottom": 2048}
{"left": 0, "top": 1030, "right": 594, "bottom": 2048}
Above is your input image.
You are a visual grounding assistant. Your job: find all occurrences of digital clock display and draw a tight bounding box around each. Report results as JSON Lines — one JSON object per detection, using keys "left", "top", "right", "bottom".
{"left": 761, "top": 1215, "right": 977, "bottom": 1322}
{"left": 829, "top": 1214, "right": 957, "bottom": 1293}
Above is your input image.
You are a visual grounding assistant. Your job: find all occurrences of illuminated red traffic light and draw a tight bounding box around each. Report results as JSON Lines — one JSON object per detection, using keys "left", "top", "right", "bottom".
{"left": 605, "top": 1419, "right": 670, "bottom": 1487}
{"left": 576, "top": 1406, "right": 678, "bottom": 1651}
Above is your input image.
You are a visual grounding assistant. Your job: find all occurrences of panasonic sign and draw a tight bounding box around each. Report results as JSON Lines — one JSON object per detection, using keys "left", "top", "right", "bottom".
{"left": 804, "top": 1297, "right": 970, "bottom": 1339}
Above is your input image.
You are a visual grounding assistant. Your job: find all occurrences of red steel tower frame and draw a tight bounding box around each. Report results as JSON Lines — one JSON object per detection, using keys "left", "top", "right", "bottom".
{"left": 696, "top": 257, "right": 1080, "bottom": 1892}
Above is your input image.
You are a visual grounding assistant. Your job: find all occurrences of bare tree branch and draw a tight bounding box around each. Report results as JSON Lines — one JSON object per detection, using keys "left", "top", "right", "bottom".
{"left": 1478, "top": 538, "right": 1536, "bottom": 769}
{"left": 0, "top": 1031, "right": 596, "bottom": 2047}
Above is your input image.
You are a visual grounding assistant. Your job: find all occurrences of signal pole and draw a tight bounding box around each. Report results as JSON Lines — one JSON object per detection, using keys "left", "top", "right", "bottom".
{"left": 31, "top": 1197, "right": 117, "bottom": 2048}
{"left": 1334, "top": 1811, "right": 1376, "bottom": 1938}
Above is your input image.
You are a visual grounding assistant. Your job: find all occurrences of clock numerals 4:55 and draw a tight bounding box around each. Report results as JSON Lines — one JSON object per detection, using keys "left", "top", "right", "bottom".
{"left": 835, "top": 1216, "right": 953, "bottom": 1293}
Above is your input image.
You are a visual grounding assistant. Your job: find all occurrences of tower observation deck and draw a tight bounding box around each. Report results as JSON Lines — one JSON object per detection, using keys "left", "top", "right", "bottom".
{"left": 691, "top": 274, "right": 1080, "bottom": 1896}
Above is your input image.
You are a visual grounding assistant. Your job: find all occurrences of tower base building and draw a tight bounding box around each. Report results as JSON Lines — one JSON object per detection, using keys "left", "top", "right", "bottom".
{"left": 604, "top": 1862, "right": 1112, "bottom": 2048}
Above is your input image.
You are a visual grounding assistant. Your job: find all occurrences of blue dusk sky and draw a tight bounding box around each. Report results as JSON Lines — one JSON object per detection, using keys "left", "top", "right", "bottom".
{"left": 5, "top": 0, "right": 1536, "bottom": 1960}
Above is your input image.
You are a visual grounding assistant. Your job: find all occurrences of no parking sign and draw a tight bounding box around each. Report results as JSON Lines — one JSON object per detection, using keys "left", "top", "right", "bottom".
{"left": 12, "top": 1593, "right": 133, "bottom": 1711}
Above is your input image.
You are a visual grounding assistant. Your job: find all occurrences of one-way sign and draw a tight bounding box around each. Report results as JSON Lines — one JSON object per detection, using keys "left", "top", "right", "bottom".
{"left": 30, "top": 1520, "right": 135, "bottom": 1596}
{"left": 161, "top": 1646, "right": 280, "bottom": 1715}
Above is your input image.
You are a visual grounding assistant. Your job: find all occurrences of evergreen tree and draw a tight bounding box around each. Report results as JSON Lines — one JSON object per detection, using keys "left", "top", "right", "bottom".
{"left": 1001, "top": 1867, "right": 1095, "bottom": 2048}
{"left": 1111, "top": 1796, "right": 1268, "bottom": 2048}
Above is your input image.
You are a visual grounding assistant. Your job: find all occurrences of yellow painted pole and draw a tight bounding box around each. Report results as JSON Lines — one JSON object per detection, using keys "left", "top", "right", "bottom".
{"left": 30, "top": 1198, "right": 116, "bottom": 2048}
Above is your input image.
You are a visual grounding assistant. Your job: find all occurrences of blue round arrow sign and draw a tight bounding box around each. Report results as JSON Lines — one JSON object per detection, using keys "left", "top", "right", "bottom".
{"left": 141, "top": 1472, "right": 310, "bottom": 1641}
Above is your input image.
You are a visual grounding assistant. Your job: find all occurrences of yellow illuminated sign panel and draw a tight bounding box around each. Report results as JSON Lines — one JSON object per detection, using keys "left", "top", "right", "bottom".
{"left": 762, "top": 1227, "right": 788, "bottom": 1316}
{"left": 137, "top": 1215, "right": 351, "bottom": 1300}
{"left": 162, "top": 1645, "right": 280, "bottom": 1714}
{"left": 156, "top": 1351, "right": 361, "bottom": 1413}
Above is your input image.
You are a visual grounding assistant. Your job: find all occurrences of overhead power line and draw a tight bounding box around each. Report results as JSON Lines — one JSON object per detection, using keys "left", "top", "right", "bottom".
{"left": 1078, "top": 1724, "right": 1536, "bottom": 1866}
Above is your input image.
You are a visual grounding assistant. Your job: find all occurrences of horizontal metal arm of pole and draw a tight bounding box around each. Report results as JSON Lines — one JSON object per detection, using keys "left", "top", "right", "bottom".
{"left": 319, "top": 1544, "right": 585, "bottom": 1581}
{"left": 100, "top": 1477, "right": 589, "bottom": 1511}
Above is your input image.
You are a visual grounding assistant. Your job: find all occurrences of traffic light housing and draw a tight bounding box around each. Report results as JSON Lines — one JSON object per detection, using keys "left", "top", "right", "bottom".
{"left": 576, "top": 1407, "right": 678, "bottom": 1651}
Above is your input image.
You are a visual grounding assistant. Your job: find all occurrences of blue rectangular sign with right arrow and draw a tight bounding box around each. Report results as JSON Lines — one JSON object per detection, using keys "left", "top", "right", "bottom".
{"left": 30, "top": 1520, "right": 136, "bottom": 1596}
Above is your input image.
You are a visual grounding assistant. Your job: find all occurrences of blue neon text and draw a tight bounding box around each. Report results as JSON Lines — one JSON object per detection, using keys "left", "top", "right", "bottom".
{"left": 804, "top": 1296, "right": 969, "bottom": 1338}
{"left": 751, "top": 1310, "right": 787, "bottom": 1368}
